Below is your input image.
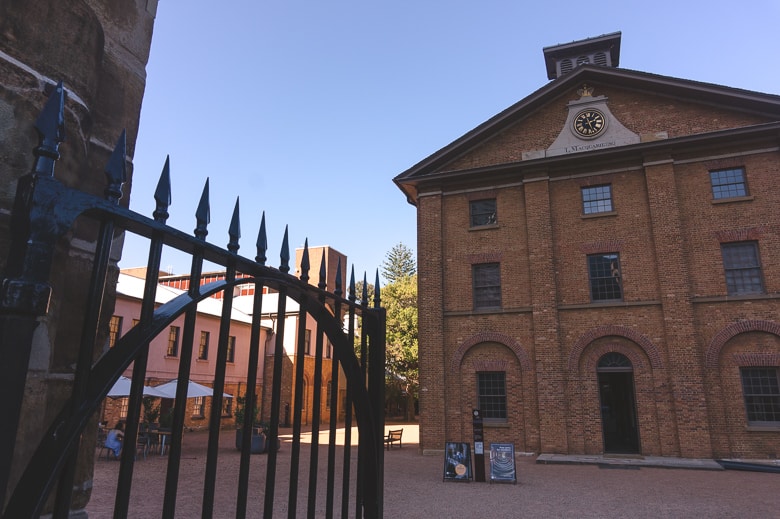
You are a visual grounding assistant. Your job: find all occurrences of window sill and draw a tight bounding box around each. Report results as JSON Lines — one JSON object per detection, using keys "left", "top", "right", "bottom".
{"left": 581, "top": 211, "right": 617, "bottom": 219}
{"left": 712, "top": 195, "right": 754, "bottom": 204}
{"left": 745, "top": 425, "right": 780, "bottom": 432}
{"left": 165, "top": 355, "right": 178, "bottom": 359}
{"left": 692, "top": 293, "right": 780, "bottom": 303}
{"left": 483, "top": 422, "right": 510, "bottom": 428}
{"left": 469, "top": 224, "right": 499, "bottom": 231}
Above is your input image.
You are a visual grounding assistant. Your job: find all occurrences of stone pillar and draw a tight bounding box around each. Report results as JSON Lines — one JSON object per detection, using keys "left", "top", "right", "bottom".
{"left": 0, "top": 0, "right": 158, "bottom": 512}
{"left": 523, "top": 176, "right": 568, "bottom": 453}
{"left": 417, "top": 194, "right": 445, "bottom": 453}
{"left": 643, "top": 156, "right": 712, "bottom": 458}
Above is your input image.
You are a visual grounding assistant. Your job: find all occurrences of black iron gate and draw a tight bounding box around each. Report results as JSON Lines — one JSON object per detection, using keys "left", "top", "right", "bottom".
{"left": 0, "top": 82, "right": 385, "bottom": 518}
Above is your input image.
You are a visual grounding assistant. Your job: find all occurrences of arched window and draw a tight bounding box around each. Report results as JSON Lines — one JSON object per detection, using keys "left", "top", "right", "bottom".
{"left": 597, "top": 352, "right": 632, "bottom": 371}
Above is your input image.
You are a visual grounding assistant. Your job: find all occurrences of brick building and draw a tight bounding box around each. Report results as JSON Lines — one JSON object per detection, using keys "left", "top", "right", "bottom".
{"left": 394, "top": 32, "right": 780, "bottom": 460}
{"left": 134, "top": 245, "right": 348, "bottom": 428}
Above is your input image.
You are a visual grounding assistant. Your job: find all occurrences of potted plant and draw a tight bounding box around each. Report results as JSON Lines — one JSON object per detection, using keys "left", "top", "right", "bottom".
{"left": 141, "top": 396, "right": 160, "bottom": 426}
{"left": 234, "top": 394, "right": 266, "bottom": 453}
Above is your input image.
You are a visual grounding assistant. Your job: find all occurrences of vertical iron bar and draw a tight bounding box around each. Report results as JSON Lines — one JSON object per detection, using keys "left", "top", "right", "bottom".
{"left": 263, "top": 290, "right": 288, "bottom": 518}
{"left": 355, "top": 275, "right": 369, "bottom": 519}
{"left": 325, "top": 260, "right": 343, "bottom": 519}
{"left": 0, "top": 83, "right": 63, "bottom": 510}
{"left": 287, "top": 241, "right": 310, "bottom": 518}
{"left": 236, "top": 215, "right": 267, "bottom": 519}
{"left": 341, "top": 267, "right": 357, "bottom": 519}
{"left": 365, "top": 274, "right": 385, "bottom": 518}
{"left": 162, "top": 179, "right": 210, "bottom": 518}
{"left": 54, "top": 132, "right": 127, "bottom": 518}
{"left": 306, "top": 254, "right": 328, "bottom": 518}
{"left": 201, "top": 199, "right": 241, "bottom": 518}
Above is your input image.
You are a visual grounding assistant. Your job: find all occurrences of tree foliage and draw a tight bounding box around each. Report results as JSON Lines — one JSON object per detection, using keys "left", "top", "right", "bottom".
{"left": 381, "top": 243, "right": 416, "bottom": 284}
{"left": 384, "top": 274, "right": 418, "bottom": 391}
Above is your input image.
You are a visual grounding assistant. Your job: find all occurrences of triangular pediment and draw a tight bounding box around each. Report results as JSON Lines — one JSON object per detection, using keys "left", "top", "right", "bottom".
{"left": 394, "top": 66, "right": 780, "bottom": 203}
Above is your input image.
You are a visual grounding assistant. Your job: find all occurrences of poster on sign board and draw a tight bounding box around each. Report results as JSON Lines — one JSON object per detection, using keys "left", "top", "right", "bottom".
{"left": 489, "top": 443, "right": 517, "bottom": 484}
{"left": 443, "top": 442, "right": 472, "bottom": 482}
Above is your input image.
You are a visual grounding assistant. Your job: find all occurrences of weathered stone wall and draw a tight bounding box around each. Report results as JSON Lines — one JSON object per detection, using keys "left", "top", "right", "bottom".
{"left": 0, "top": 0, "right": 157, "bottom": 512}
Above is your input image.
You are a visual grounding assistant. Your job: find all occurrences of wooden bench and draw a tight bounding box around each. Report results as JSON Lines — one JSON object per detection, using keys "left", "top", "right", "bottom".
{"left": 384, "top": 429, "right": 403, "bottom": 450}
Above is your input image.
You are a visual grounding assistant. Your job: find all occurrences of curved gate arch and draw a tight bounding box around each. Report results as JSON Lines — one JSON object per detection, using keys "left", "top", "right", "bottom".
{"left": 0, "top": 83, "right": 385, "bottom": 518}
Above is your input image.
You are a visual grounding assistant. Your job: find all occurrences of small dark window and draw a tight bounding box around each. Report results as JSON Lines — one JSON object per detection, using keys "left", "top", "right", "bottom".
{"left": 227, "top": 336, "right": 236, "bottom": 363}
{"left": 582, "top": 185, "right": 613, "bottom": 214}
{"left": 198, "top": 331, "right": 209, "bottom": 360}
{"left": 470, "top": 199, "right": 497, "bottom": 227}
{"left": 710, "top": 168, "right": 747, "bottom": 199}
{"left": 167, "top": 326, "right": 180, "bottom": 357}
{"left": 588, "top": 253, "right": 622, "bottom": 302}
{"left": 721, "top": 242, "right": 764, "bottom": 295}
{"left": 473, "top": 263, "right": 501, "bottom": 309}
{"left": 740, "top": 367, "right": 780, "bottom": 423}
{"left": 477, "top": 372, "right": 507, "bottom": 421}
{"left": 304, "top": 329, "right": 312, "bottom": 355}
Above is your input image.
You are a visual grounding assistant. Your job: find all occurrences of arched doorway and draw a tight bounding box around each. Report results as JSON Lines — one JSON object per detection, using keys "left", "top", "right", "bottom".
{"left": 597, "top": 352, "right": 640, "bottom": 453}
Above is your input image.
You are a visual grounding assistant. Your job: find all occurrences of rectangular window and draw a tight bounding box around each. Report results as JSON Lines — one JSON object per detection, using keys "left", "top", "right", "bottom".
{"left": 582, "top": 185, "right": 613, "bottom": 214}
{"left": 198, "top": 331, "right": 210, "bottom": 360}
{"left": 304, "top": 329, "right": 312, "bottom": 355}
{"left": 193, "top": 396, "right": 205, "bottom": 418}
{"left": 167, "top": 326, "right": 180, "bottom": 357}
{"left": 588, "top": 253, "right": 622, "bottom": 302}
{"left": 222, "top": 396, "right": 233, "bottom": 417}
{"left": 108, "top": 316, "right": 122, "bottom": 348}
{"left": 470, "top": 199, "right": 497, "bottom": 227}
{"left": 119, "top": 397, "right": 129, "bottom": 419}
{"left": 740, "top": 367, "right": 780, "bottom": 424}
{"left": 473, "top": 263, "right": 501, "bottom": 309}
{"left": 721, "top": 242, "right": 764, "bottom": 295}
{"left": 477, "top": 372, "right": 507, "bottom": 421}
{"left": 710, "top": 167, "right": 747, "bottom": 199}
{"left": 326, "top": 338, "right": 332, "bottom": 359}
{"left": 227, "top": 336, "right": 236, "bottom": 363}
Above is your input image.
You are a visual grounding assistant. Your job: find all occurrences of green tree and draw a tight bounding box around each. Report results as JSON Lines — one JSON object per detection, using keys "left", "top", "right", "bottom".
{"left": 381, "top": 243, "right": 416, "bottom": 284}
{"left": 383, "top": 273, "right": 418, "bottom": 421}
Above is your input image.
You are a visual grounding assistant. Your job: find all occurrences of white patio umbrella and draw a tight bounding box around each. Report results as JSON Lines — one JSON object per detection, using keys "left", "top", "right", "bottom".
{"left": 152, "top": 380, "right": 232, "bottom": 399}
{"left": 107, "top": 376, "right": 169, "bottom": 398}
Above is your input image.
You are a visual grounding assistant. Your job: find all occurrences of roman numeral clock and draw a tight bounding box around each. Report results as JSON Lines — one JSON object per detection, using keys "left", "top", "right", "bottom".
{"left": 541, "top": 83, "right": 641, "bottom": 158}
{"left": 572, "top": 108, "right": 607, "bottom": 138}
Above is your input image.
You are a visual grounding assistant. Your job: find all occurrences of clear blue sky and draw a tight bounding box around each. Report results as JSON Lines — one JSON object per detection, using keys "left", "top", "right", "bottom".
{"left": 122, "top": 0, "right": 780, "bottom": 285}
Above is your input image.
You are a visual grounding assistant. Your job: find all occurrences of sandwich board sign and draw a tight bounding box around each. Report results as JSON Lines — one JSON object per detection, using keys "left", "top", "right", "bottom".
{"left": 443, "top": 442, "right": 472, "bottom": 482}
{"left": 489, "top": 443, "right": 517, "bottom": 484}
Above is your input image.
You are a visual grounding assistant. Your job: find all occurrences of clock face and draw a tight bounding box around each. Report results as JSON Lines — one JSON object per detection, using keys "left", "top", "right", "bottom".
{"left": 573, "top": 109, "right": 606, "bottom": 138}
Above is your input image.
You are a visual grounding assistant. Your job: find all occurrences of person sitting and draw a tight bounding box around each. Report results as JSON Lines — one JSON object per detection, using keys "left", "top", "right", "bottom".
{"left": 105, "top": 421, "right": 125, "bottom": 459}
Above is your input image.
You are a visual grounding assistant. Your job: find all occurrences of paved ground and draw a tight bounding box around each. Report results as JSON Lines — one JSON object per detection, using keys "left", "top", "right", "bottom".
{"left": 86, "top": 423, "right": 779, "bottom": 518}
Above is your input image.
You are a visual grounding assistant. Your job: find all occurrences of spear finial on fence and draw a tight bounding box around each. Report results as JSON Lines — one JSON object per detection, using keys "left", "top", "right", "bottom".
{"left": 104, "top": 130, "right": 126, "bottom": 204}
{"left": 255, "top": 212, "right": 267, "bottom": 265}
{"left": 153, "top": 156, "right": 172, "bottom": 223}
{"left": 299, "top": 239, "right": 310, "bottom": 283}
{"left": 279, "top": 225, "right": 290, "bottom": 273}
{"left": 374, "top": 269, "right": 381, "bottom": 308}
{"left": 334, "top": 258, "right": 343, "bottom": 297}
{"left": 195, "top": 178, "right": 210, "bottom": 240}
{"left": 32, "top": 81, "right": 65, "bottom": 177}
{"left": 348, "top": 266, "right": 356, "bottom": 302}
{"left": 318, "top": 252, "right": 327, "bottom": 291}
{"left": 361, "top": 272, "right": 368, "bottom": 307}
{"left": 228, "top": 197, "right": 241, "bottom": 253}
